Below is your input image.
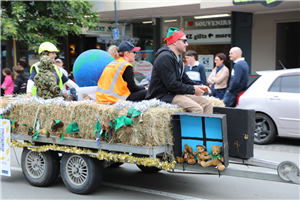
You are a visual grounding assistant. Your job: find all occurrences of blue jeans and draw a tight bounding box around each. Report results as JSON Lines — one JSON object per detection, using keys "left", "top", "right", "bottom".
{"left": 223, "top": 92, "right": 237, "bottom": 107}
{"left": 209, "top": 85, "right": 226, "bottom": 100}
{"left": 215, "top": 88, "right": 227, "bottom": 100}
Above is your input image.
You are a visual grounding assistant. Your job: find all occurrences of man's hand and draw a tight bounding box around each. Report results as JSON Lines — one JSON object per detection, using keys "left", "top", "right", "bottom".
{"left": 194, "top": 85, "right": 204, "bottom": 96}
{"left": 25, "top": 93, "right": 32, "bottom": 98}
{"left": 198, "top": 85, "right": 211, "bottom": 94}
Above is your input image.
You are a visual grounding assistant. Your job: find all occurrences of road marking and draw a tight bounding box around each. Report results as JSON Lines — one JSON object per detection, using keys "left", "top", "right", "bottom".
{"left": 102, "top": 181, "right": 207, "bottom": 200}
{"left": 10, "top": 167, "right": 207, "bottom": 200}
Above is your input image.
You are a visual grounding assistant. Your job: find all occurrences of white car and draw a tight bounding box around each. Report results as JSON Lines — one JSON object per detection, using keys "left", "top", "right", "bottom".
{"left": 236, "top": 69, "right": 300, "bottom": 144}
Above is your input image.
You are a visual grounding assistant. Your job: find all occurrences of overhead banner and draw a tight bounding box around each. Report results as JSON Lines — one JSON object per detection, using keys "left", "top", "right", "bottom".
{"left": 185, "top": 28, "right": 231, "bottom": 44}
{"left": 0, "top": 119, "right": 11, "bottom": 177}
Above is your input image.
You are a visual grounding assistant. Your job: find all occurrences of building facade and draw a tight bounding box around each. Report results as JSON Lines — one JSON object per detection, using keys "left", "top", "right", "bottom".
{"left": 6, "top": 1, "right": 299, "bottom": 74}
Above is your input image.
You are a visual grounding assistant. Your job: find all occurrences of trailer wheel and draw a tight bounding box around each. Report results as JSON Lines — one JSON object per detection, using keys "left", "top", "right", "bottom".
{"left": 21, "top": 148, "right": 60, "bottom": 187}
{"left": 136, "top": 165, "right": 161, "bottom": 173}
{"left": 60, "top": 153, "right": 103, "bottom": 194}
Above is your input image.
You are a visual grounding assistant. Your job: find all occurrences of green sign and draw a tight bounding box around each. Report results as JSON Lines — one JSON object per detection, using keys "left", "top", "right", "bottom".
{"left": 233, "top": 0, "right": 282, "bottom": 7}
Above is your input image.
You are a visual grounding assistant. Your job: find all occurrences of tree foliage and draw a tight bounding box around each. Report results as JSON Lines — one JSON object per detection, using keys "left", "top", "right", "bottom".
{"left": 1, "top": 0, "right": 99, "bottom": 51}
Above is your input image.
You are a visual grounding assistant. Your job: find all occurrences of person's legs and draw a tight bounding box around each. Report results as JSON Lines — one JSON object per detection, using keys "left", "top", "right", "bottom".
{"left": 187, "top": 95, "right": 213, "bottom": 114}
{"left": 127, "top": 90, "right": 147, "bottom": 101}
{"left": 172, "top": 95, "right": 204, "bottom": 113}
{"left": 223, "top": 92, "right": 237, "bottom": 107}
{"left": 215, "top": 88, "right": 226, "bottom": 100}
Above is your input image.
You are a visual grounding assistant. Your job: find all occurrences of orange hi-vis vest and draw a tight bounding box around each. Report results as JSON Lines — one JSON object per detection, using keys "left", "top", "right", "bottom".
{"left": 96, "top": 57, "right": 131, "bottom": 104}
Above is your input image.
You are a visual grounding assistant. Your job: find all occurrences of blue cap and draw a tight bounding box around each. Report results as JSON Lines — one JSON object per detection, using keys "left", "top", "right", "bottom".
{"left": 118, "top": 41, "right": 141, "bottom": 52}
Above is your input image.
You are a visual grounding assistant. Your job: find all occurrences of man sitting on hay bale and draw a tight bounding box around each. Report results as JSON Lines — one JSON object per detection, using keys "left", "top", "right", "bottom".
{"left": 145, "top": 27, "right": 213, "bottom": 114}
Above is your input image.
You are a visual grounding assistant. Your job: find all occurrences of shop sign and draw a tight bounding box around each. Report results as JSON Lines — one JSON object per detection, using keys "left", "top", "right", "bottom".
{"left": 132, "top": 61, "right": 153, "bottom": 76}
{"left": 82, "top": 23, "right": 123, "bottom": 35}
{"left": 233, "top": 0, "right": 282, "bottom": 7}
{"left": 185, "top": 19, "right": 231, "bottom": 29}
{"left": 198, "top": 55, "right": 214, "bottom": 78}
{"left": 185, "top": 28, "right": 231, "bottom": 44}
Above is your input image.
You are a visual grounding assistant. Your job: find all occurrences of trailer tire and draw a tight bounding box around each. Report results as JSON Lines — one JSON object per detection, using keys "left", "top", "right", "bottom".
{"left": 137, "top": 165, "right": 161, "bottom": 173}
{"left": 60, "top": 153, "right": 103, "bottom": 194}
{"left": 21, "top": 148, "right": 60, "bottom": 187}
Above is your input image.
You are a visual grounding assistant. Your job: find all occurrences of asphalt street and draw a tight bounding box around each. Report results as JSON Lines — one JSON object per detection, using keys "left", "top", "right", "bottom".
{"left": 1, "top": 137, "right": 300, "bottom": 200}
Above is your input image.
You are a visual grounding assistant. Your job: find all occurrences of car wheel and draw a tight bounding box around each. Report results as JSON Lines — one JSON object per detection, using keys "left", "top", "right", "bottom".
{"left": 254, "top": 113, "right": 277, "bottom": 145}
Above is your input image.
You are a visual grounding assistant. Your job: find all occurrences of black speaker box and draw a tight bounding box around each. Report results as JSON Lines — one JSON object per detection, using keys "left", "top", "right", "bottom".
{"left": 213, "top": 107, "right": 255, "bottom": 159}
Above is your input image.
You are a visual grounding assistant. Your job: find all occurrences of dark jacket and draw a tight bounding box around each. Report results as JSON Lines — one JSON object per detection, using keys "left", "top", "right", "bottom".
{"left": 13, "top": 73, "right": 27, "bottom": 94}
{"left": 227, "top": 60, "right": 249, "bottom": 95}
{"left": 21, "top": 67, "right": 30, "bottom": 81}
{"left": 0, "top": 73, "right": 5, "bottom": 96}
{"left": 145, "top": 46, "right": 196, "bottom": 103}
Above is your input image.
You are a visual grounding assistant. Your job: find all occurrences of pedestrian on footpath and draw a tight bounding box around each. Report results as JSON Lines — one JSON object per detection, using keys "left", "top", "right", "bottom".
{"left": 223, "top": 47, "right": 249, "bottom": 107}
{"left": 1, "top": 68, "right": 14, "bottom": 95}
{"left": 207, "top": 53, "right": 229, "bottom": 100}
{"left": 184, "top": 50, "right": 206, "bottom": 85}
{"left": 145, "top": 27, "right": 212, "bottom": 114}
{"left": 12, "top": 66, "right": 27, "bottom": 95}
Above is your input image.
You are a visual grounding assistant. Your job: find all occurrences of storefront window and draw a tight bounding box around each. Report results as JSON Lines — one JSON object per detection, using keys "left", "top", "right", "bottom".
{"left": 183, "top": 15, "right": 232, "bottom": 78}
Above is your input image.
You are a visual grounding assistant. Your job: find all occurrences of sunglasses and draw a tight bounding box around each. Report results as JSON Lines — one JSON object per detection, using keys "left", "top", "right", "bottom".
{"left": 178, "top": 39, "right": 188, "bottom": 44}
{"left": 129, "top": 51, "right": 136, "bottom": 54}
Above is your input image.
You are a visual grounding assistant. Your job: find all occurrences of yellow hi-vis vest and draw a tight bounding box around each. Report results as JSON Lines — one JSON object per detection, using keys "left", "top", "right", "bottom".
{"left": 30, "top": 62, "right": 63, "bottom": 96}
{"left": 96, "top": 57, "right": 131, "bottom": 104}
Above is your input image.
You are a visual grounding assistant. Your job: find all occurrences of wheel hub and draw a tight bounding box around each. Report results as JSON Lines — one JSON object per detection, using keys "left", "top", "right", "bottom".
{"left": 25, "top": 152, "right": 45, "bottom": 178}
{"left": 66, "top": 155, "right": 88, "bottom": 186}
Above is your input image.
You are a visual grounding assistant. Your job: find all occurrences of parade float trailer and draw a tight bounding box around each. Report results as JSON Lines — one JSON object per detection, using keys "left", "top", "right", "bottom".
{"left": 1, "top": 94, "right": 299, "bottom": 195}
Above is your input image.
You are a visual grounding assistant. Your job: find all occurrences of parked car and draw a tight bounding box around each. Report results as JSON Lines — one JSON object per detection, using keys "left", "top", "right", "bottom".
{"left": 236, "top": 69, "right": 300, "bottom": 144}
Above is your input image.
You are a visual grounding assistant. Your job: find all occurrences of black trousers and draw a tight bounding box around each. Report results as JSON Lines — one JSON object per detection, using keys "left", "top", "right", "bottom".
{"left": 127, "top": 90, "right": 147, "bottom": 101}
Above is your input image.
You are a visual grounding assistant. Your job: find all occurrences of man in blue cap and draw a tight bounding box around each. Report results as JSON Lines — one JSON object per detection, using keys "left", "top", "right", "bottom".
{"left": 96, "top": 41, "right": 147, "bottom": 104}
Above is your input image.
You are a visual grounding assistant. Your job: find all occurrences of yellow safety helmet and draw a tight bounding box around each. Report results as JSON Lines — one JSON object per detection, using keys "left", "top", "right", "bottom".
{"left": 38, "top": 42, "right": 59, "bottom": 54}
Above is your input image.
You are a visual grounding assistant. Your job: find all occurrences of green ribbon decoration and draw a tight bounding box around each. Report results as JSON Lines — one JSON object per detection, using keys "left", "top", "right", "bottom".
{"left": 66, "top": 121, "right": 79, "bottom": 136}
{"left": 209, "top": 150, "right": 223, "bottom": 160}
{"left": 114, "top": 115, "right": 132, "bottom": 132}
{"left": 127, "top": 106, "right": 141, "bottom": 118}
{"left": 52, "top": 120, "right": 61, "bottom": 130}
{"left": 60, "top": 132, "right": 64, "bottom": 141}
{"left": 29, "top": 127, "right": 33, "bottom": 133}
{"left": 101, "top": 131, "right": 107, "bottom": 141}
{"left": 32, "top": 130, "right": 39, "bottom": 140}
{"left": 93, "top": 121, "right": 102, "bottom": 135}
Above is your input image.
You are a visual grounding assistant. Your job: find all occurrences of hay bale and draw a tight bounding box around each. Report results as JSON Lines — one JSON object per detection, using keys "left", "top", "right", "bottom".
{"left": 5, "top": 100, "right": 185, "bottom": 147}
{"left": 0, "top": 96, "right": 21, "bottom": 109}
{"left": 8, "top": 102, "right": 40, "bottom": 134}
